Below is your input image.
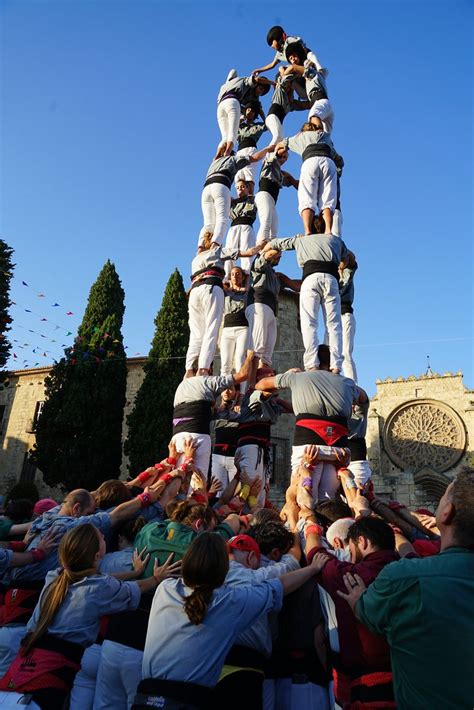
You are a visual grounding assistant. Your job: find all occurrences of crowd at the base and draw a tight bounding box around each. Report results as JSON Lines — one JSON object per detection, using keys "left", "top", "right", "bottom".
{"left": 0, "top": 24, "right": 473, "bottom": 710}
{"left": 0, "top": 345, "right": 473, "bottom": 710}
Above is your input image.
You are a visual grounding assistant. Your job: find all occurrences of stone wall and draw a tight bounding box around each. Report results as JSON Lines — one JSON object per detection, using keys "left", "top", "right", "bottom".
{"left": 1, "top": 299, "right": 472, "bottom": 513}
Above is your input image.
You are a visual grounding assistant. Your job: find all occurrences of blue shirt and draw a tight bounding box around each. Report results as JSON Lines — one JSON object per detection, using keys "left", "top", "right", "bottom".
{"left": 225, "top": 557, "right": 299, "bottom": 656}
{"left": 0, "top": 548, "right": 13, "bottom": 577}
{"left": 142, "top": 576, "right": 283, "bottom": 686}
{"left": 10, "top": 507, "right": 112, "bottom": 582}
{"left": 26, "top": 569, "right": 141, "bottom": 646}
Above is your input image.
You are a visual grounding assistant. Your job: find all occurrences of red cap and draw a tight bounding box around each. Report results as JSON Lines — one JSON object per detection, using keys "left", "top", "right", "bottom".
{"left": 228, "top": 534, "right": 261, "bottom": 561}
{"left": 33, "top": 498, "right": 57, "bottom": 515}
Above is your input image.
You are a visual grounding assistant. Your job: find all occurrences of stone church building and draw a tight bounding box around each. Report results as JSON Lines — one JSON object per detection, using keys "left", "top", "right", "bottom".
{"left": 0, "top": 292, "right": 472, "bottom": 510}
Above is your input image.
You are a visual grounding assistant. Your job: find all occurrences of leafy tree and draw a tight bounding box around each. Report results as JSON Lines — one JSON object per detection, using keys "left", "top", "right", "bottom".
{"left": 124, "top": 269, "right": 189, "bottom": 475}
{"left": 0, "top": 239, "right": 14, "bottom": 378}
{"left": 31, "top": 261, "right": 128, "bottom": 490}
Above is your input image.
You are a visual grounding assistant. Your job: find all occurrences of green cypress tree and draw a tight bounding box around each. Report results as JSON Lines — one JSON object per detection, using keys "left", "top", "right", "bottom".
{"left": 0, "top": 240, "right": 14, "bottom": 378}
{"left": 124, "top": 269, "right": 189, "bottom": 475}
{"left": 31, "top": 261, "right": 128, "bottom": 490}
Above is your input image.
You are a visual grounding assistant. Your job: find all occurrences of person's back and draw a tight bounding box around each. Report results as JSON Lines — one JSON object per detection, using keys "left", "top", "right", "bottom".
{"left": 276, "top": 369, "right": 355, "bottom": 420}
{"left": 357, "top": 549, "right": 474, "bottom": 710}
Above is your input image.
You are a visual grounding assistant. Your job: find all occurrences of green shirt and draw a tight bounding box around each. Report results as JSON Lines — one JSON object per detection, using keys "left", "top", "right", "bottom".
{"left": 0, "top": 517, "right": 13, "bottom": 540}
{"left": 356, "top": 547, "right": 474, "bottom": 710}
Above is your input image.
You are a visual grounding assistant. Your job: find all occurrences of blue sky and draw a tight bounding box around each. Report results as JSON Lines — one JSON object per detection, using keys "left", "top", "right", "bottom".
{"left": 1, "top": 0, "right": 472, "bottom": 394}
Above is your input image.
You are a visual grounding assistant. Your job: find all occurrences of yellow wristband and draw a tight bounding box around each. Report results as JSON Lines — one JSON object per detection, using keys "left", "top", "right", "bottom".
{"left": 239, "top": 484, "right": 251, "bottom": 501}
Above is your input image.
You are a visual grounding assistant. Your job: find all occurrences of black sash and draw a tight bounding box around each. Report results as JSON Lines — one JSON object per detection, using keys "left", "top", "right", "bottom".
{"left": 204, "top": 174, "right": 232, "bottom": 189}
{"left": 302, "top": 143, "right": 333, "bottom": 161}
{"left": 267, "top": 103, "right": 286, "bottom": 122}
{"left": 172, "top": 401, "right": 213, "bottom": 436}
{"left": 246, "top": 288, "right": 277, "bottom": 315}
{"left": 341, "top": 302, "right": 354, "bottom": 315}
{"left": 231, "top": 216, "right": 255, "bottom": 227}
{"left": 258, "top": 178, "right": 280, "bottom": 203}
{"left": 302, "top": 260, "right": 339, "bottom": 282}
{"left": 133, "top": 678, "right": 214, "bottom": 710}
{"left": 223, "top": 310, "right": 248, "bottom": 328}
{"left": 238, "top": 137, "right": 257, "bottom": 150}
{"left": 309, "top": 87, "right": 328, "bottom": 101}
{"left": 348, "top": 437, "right": 367, "bottom": 462}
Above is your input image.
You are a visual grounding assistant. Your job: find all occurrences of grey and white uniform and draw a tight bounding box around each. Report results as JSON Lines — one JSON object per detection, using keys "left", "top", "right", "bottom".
{"left": 265, "top": 75, "right": 308, "bottom": 145}
{"left": 339, "top": 261, "right": 358, "bottom": 381}
{"left": 217, "top": 72, "right": 260, "bottom": 149}
{"left": 199, "top": 154, "right": 252, "bottom": 247}
{"left": 268, "top": 233, "right": 348, "bottom": 371}
{"left": 220, "top": 288, "right": 248, "bottom": 377}
{"left": 211, "top": 412, "right": 240, "bottom": 493}
{"left": 347, "top": 400, "right": 372, "bottom": 486}
{"left": 235, "top": 390, "right": 283, "bottom": 505}
{"left": 273, "top": 369, "right": 358, "bottom": 499}
{"left": 255, "top": 153, "right": 285, "bottom": 245}
{"left": 245, "top": 255, "right": 281, "bottom": 365}
{"left": 224, "top": 196, "right": 257, "bottom": 277}
{"left": 235, "top": 121, "right": 267, "bottom": 184}
{"left": 171, "top": 374, "right": 235, "bottom": 476}
{"left": 283, "top": 130, "right": 337, "bottom": 216}
{"left": 305, "top": 64, "right": 334, "bottom": 133}
{"left": 187, "top": 247, "right": 240, "bottom": 374}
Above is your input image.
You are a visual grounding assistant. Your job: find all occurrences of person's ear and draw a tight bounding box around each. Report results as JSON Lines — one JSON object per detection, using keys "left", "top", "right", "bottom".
{"left": 439, "top": 501, "right": 455, "bottom": 526}
{"left": 333, "top": 537, "right": 342, "bottom": 549}
{"left": 193, "top": 518, "right": 203, "bottom": 532}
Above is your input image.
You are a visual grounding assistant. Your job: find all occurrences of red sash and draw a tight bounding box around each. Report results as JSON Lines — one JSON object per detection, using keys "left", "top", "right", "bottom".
{"left": 0, "top": 643, "right": 82, "bottom": 694}
{"left": 296, "top": 418, "right": 348, "bottom": 446}
{"left": 2, "top": 586, "right": 42, "bottom": 625}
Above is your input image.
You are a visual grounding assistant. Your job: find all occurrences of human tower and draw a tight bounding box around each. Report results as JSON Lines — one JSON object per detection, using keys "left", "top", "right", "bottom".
{"left": 185, "top": 25, "right": 357, "bottom": 386}
{"left": 170, "top": 25, "right": 363, "bottom": 504}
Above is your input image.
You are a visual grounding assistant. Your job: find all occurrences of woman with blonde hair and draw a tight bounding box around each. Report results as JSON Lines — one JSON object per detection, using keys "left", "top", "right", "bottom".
{"left": 0, "top": 523, "right": 178, "bottom": 710}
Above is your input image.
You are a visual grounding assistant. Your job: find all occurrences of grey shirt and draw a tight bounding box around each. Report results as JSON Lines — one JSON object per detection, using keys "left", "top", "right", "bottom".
{"left": 249, "top": 255, "right": 281, "bottom": 300}
{"left": 191, "top": 247, "right": 240, "bottom": 278}
{"left": 285, "top": 130, "right": 334, "bottom": 158}
{"left": 174, "top": 375, "right": 235, "bottom": 407}
{"left": 238, "top": 121, "right": 267, "bottom": 147}
{"left": 259, "top": 153, "right": 284, "bottom": 186}
{"left": 304, "top": 65, "right": 329, "bottom": 101}
{"left": 230, "top": 196, "right": 257, "bottom": 224}
{"left": 238, "top": 390, "right": 282, "bottom": 425}
{"left": 204, "top": 155, "right": 251, "bottom": 185}
{"left": 274, "top": 370, "right": 358, "bottom": 419}
{"left": 224, "top": 289, "right": 247, "bottom": 318}
{"left": 349, "top": 400, "right": 369, "bottom": 439}
{"left": 218, "top": 75, "right": 256, "bottom": 106}
{"left": 268, "top": 233, "right": 348, "bottom": 268}
{"left": 339, "top": 262, "right": 357, "bottom": 305}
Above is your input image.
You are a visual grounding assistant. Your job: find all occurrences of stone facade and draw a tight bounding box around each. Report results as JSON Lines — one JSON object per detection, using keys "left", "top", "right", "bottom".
{"left": 0, "top": 293, "right": 472, "bottom": 512}
{"left": 367, "top": 372, "right": 474, "bottom": 509}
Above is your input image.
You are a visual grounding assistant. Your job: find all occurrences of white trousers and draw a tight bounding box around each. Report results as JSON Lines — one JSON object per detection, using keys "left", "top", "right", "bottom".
{"left": 170, "top": 432, "right": 212, "bottom": 477}
{"left": 224, "top": 224, "right": 255, "bottom": 276}
{"left": 291, "top": 445, "right": 340, "bottom": 501}
{"left": 198, "top": 183, "right": 231, "bottom": 246}
{"left": 348, "top": 459, "right": 372, "bottom": 486}
{"left": 300, "top": 273, "right": 342, "bottom": 371}
{"left": 93, "top": 641, "right": 143, "bottom": 710}
{"left": 217, "top": 97, "right": 241, "bottom": 147}
{"left": 70, "top": 643, "right": 102, "bottom": 710}
{"left": 308, "top": 98, "right": 334, "bottom": 134}
{"left": 235, "top": 444, "right": 266, "bottom": 505}
{"left": 332, "top": 208, "right": 343, "bottom": 237}
{"left": 298, "top": 156, "right": 337, "bottom": 214}
{"left": 220, "top": 325, "right": 248, "bottom": 375}
{"left": 265, "top": 113, "right": 284, "bottom": 146}
{"left": 0, "top": 692, "right": 40, "bottom": 708}
{"left": 186, "top": 284, "right": 224, "bottom": 371}
{"left": 211, "top": 453, "right": 238, "bottom": 494}
{"left": 245, "top": 303, "right": 277, "bottom": 366}
{"left": 0, "top": 624, "right": 26, "bottom": 676}
{"left": 255, "top": 191, "right": 278, "bottom": 244}
{"left": 341, "top": 312, "right": 357, "bottom": 382}
{"left": 235, "top": 147, "right": 257, "bottom": 184}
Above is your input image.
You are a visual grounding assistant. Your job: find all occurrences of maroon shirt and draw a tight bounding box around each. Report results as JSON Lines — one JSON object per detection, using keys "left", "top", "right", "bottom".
{"left": 307, "top": 545, "right": 399, "bottom": 674}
